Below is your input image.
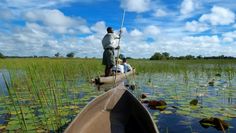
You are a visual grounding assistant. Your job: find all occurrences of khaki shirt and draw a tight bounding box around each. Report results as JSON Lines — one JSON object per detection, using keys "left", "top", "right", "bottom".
{"left": 102, "top": 33, "right": 119, "bottom": 49}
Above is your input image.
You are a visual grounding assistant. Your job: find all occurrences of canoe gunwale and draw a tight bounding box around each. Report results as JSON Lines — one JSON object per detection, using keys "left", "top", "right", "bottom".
{"left": 64, "top": 83, "right": 159, "bottom": 133}
{"left": 96, "top": 68, "right": 135, "bottom": 84}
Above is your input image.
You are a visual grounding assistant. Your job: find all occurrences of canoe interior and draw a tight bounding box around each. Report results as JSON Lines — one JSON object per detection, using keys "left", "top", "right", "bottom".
{"left": 110, "top": 89, "right": 158, "bottom": 133}
{"left": 64, "top": 84, "right": 158, "bottom": 133}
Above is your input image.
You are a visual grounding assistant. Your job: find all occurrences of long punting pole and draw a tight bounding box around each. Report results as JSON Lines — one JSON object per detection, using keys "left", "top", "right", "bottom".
{"left": 114, "top": 10, "right": 126, "bottom": 86}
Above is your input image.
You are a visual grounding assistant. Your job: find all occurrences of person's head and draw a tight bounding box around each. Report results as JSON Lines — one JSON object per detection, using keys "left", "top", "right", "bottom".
{"left": 107, "top": 27, "right": 113, "bottom": 33}
{"left": 116, "top": 58, "right": 122, "bottom": 64}
{"left": 122, "top": 58, "right": 127, "bottom": 63}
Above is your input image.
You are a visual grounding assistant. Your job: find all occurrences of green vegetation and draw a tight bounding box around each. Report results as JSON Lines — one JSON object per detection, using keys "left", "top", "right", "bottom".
{"left": 66, "top": 52, "right": 75, "bottom": 58}
{"left": 0, "top": 58, "right": 103, "bottom": 132}
{"left": 0, "top": 52, "right": 4, "bottom": 58}
{"left": 54, "top": 52, "right": 60, "bottom": 57}
{"left": 0, "top": 58, "right": 235, "bottom": 132}
{"left": 150, "top": 52, "right": 236, "bottom": 60}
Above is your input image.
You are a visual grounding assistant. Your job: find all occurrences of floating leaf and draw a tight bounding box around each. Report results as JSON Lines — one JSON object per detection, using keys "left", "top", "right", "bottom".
{"left": 160, "top": 110, "right": 172, "bottom": 114}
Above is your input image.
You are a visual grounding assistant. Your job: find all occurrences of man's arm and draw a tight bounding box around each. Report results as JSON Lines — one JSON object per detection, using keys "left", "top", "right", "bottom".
{"left": 114, "top": 30, "right": 122, "bottom": 39}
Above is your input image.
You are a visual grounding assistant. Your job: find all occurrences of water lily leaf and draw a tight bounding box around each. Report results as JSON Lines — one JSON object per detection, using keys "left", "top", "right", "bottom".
{"left": 160, "top": 110, "right": 172, "bottom": 114}
{"left": 179, "top": 120, "right": 192, "bottom": 126}
{"left": 152, "top": 112, "right": 159, "bottom": 116}
{"left": 177, "top": 110, "right": 190, "bottom": 116}
{"left": 0, "top": 125, "right": 6, "bottom": 130}
{"left": 6, "top": 121, "right": 21, "bottom": 131}
{"left": 201, "top": 122, "right": 215, "bottom": 127}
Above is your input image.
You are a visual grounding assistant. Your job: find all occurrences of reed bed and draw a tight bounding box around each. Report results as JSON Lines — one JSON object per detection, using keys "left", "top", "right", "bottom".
{"left": 0, "top": 58, "right": 235, "bottom": 132}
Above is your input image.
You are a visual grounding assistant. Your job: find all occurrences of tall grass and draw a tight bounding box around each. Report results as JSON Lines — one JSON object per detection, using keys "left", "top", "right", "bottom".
{"left": 0, "top": 58, "right": 235, "bottom": 132}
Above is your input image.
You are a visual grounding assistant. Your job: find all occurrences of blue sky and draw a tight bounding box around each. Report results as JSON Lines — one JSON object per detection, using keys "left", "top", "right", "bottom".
{"left": 0, "top": 0, "right": 236, "bottom": 58}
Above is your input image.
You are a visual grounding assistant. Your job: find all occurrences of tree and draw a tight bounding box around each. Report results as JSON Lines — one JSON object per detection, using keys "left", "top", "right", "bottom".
{"left": 150, "top": 52, "right": 163, "bottom": 60}
{"left": 0, "top": 52, "right": 4, "bottom": 58}
{"left": 185, "top": 55, "right": 195, "bottom": 60}
{"left": 162, "top": 52, "right": 170, "bottom": 59}
{"left": 197, "top": 55, "right": 202, "bottom": 59}
{"left": 219, "top": 55, "right": 224, "bottom": 59}
{"left": 55, "top": 52, "right": 60, "bottom": 57}
{"left": 66, "top": 52, "right": 75, "bottom": 58}
{"left": 150, "top": 52, "right": 170, "bottom": 60}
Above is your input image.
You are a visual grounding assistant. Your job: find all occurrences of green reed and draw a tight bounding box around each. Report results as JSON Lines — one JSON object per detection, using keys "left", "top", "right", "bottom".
{"left": 0, "top": 58, "right": 235, "bottom": 132}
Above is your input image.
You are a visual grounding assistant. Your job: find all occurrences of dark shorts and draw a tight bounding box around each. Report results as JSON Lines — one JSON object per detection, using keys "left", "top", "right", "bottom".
{"left": 102, "top": 49, "right": 115, "bottom": 67}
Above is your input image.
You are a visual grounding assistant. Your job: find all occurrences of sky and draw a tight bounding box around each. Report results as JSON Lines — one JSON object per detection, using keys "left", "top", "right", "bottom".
{"left": 0, "top": 0, "right": 236, "bottom": 58}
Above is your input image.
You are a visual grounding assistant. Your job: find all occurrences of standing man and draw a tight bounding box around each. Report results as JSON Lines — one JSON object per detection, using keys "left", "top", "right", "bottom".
{"left": 102, "top": 27, "right": 121, "bottom": 77}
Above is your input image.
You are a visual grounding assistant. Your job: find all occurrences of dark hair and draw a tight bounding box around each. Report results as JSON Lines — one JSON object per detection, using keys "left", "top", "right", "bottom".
{"left": 122, "top": 58, "right": 127, "bottom": 62}
{"left": 107, "top": 27, "right": 113, "bottom": 33}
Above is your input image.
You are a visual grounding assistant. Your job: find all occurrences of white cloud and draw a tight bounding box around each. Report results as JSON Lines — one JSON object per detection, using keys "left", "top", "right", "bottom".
{"left": 223, "top": 37, "right": 234, "bottom": 43}
{"left": 222, "top": 31, "right": 236, "bottom": 43}
{"left": 144, "top": 25, "right": 160, "bottom": 36}
{"left": 1, "top": 1, "right": 236, "bottom": 58}
{"left": 25, "top": 9, "right": 77, "bottom": 27}
{"left": 0, "top": 0, "right": 103, "bottom": 10}
{"left": 24, "top": 9, "right": 90, "bottom": 34}
{"left": 130, "top": 29, "right": 143, "bottom": 37}
{"left": 153, "top": 9, "right": 167, "bottom": 17}
{"left": 182, "top": 35, "right": 220, "bottom": 45}
{"left": 120, "top": 0, "right": 151, "bottom": 13}
{"left": 91, "top": 21, "right": 107, "bottom": 35}
{"left": 199, "top": 6, "right": 235, "bottom": 25}
{"left": 180, "top": 0, "right": 198, "bottom": 15}
{"left": 185, "top": 21, "right": 209, "bottom": 32}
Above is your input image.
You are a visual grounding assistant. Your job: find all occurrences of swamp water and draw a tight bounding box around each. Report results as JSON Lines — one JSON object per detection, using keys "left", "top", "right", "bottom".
{"left": 0, "top": 70, "right": 236, "bottom": 133}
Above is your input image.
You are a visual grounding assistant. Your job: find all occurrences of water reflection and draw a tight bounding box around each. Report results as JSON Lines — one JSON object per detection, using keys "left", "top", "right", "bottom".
{"left": 135, "top": 73, "right": 236, "bottom": 133}
{"left": 0, "top": 69, "right": 10, "bottom": 95}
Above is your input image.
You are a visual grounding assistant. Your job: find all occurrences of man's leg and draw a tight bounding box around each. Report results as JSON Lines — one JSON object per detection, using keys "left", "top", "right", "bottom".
{"left": 105, "top": 65, "right": 113, "bottom": 77}
{"left": 108, "top": 65, "right": 113, "bottom": 76}
{"left": 105, "top": 65, "right": 109, "bottom": 77}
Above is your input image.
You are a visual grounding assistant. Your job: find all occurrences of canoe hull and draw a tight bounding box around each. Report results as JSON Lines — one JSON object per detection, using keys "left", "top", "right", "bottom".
{"left": 64, "top": 84, "right": 158, "bottom": 133}
{"left": 96, "top": 69, "right": 135, "bottom": 84}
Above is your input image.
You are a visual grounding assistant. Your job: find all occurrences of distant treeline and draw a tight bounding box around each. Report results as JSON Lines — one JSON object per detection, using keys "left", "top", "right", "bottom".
{"left": 1, "top": 51, "right": 235, "bottom": 60}
{"left": 150, "top": 52, "right": 236, "bottom": 60}
{"left": 0, "top": 52, "right": 76, "bottom": 58}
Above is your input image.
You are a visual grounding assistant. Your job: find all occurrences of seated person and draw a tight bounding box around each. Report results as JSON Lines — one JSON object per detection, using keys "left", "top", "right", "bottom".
{"left": 112, "top": 58, "right": 124, "bottom": 73}
{"left": 122, "top": 58, "right": 132, "bottom": 73}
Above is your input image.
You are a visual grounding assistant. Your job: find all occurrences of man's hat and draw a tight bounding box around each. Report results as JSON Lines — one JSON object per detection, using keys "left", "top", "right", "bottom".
{"left": 107, "top": 27, "right": 113, "bottom": 32}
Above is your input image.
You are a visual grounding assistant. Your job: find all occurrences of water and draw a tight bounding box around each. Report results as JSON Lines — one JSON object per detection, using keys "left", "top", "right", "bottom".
{"left": 136, "top": 73, "right": 236, "bottom": 133}
{"left": 0, "top": 71, "right": 236, "bottom": 132}
{"left": 0, "top": 69, "right": 10, "bottom": 95}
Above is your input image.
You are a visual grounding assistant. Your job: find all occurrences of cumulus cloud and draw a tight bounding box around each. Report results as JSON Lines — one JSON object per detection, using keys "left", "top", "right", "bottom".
{"left": 199, "top": 6, "right": 235, "bottom": 25}
{"left": 185, "top": 21, "right": 209, "bottom": 32}
{"left": 222, "top": 31, "right": 236, "bottom": 43}
{"left": 153, "top": 9, "right": 167, "bottom": 17}
{"left": 0, "top": 23, "right": 53, "bottom": 56}
{"left": 1, "top": 0, "right": 236, "bottom": 58}
{"left": 180, "top": 0, "right": 198, "bottom": 15}
{"left": 91, "top": 21, "right": 107, "bottom": 35}
{"left": 182, "top": 35, "right": 220, "bottom": 45}
{"left": 130, "top": 29, "right": 143, "bottom": 37}
{"left": 144, "top": 25, "right": 160, "bottom": 36}
{"left": 0, "top": 0, "right": 103, "bottom": 10}
{"left": 120, "top": 0, "right": 151, "bottom": 13}
{"left": 156, "top": 35, "right": 235, "bottom": 57}
{"left": 24, "top": 9, "right": 90, "bottom": 34}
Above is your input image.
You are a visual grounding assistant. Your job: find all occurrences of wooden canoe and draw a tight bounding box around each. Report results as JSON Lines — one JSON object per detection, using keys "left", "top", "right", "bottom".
{"left": 95, "top": 69, "right": 135, "bottom": 84}
{"left": 64, "top": 83, "right": 159, "bottom": 133}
